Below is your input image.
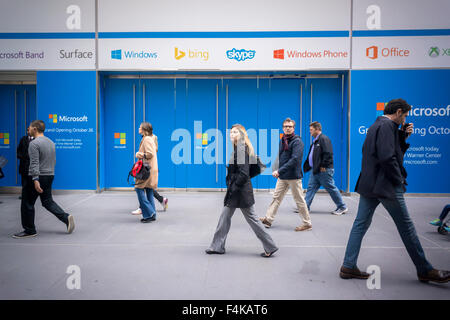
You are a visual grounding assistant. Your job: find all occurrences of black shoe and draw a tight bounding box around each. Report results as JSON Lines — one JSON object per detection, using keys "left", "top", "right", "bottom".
{"left": 261, "top": 248, "right": 279, "bottom": 258}
{"left": 418, "top": 269, "right": 450, "bottom": 283}
{"left": 205, "top": 249, "right": 225, "bottom": 255}
{"left": 12, "top": 231, "right": 37, "bottom": 239}
{"left": 339, "top": 266, "right": 370, "bottom": 279}
{"left": 141, "top": 216, "right": 156, "bottom": 223}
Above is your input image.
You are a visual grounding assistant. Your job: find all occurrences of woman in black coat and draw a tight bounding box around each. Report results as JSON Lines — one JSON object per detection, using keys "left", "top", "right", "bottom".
{"left": 205, "top": 124, "right": 278, "bottom": 257}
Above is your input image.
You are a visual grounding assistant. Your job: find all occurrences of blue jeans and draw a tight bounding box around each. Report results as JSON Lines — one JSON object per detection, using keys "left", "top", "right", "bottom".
{"left": 135, "top": 188, "right": 156, "bottom": 219}
{"left": 305, "top": 168, "right": 346, "bottom": 210}
{"left": 439, "top": 204, "right": 450, "bottom": 221}
{"left": 343, "top": 188, "right": 433, "bottom": 275}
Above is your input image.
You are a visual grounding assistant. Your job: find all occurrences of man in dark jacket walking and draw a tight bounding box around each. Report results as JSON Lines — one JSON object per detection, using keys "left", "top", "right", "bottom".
{"left": 303, "top": 121, "right": 348, "bottom": 215}
{"left": 340, "top": 99, "right": 449, "bottom": 283}
{"left": 260, "top": 118, "right": 312, "bottom": 231}
{"left": 17, "top": 125, "right": 34, "bottom": 188}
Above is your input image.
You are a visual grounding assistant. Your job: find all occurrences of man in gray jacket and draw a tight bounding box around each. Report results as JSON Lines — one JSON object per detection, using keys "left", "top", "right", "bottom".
{"left": 13, "top": 120, "right": 75, "bottom": 238}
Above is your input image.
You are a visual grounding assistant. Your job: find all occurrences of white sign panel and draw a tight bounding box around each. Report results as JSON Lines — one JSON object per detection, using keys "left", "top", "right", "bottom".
{"left": 353, "top": 0, "right": 450, "bottom": 30}
{"left": 99, "top": 0, "right": 351, "bottom": 32}
{"left": 352, "top": 36, "right": 450, "bottom": 69}
{"left": 99, "top": 38, "right": 350, "bottom": 71}
{"left": 0, "top": 39, "right": 95, "bottom": 70}
{"left": 0, "top": 0, "right": 95, "bottom": 32}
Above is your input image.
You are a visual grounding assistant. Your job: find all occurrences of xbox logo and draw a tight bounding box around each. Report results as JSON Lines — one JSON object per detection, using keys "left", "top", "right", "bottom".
{"left": 429, "top": 47, "right": 439, "bottom": 57}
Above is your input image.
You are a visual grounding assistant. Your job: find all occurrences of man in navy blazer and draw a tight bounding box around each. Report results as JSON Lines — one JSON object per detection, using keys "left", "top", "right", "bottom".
{"left": 340, "top": 98, "right": 449, "bottom": 284}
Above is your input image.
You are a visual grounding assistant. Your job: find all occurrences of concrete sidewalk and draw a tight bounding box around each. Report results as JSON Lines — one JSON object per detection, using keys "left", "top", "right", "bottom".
{"left": 0, "top": 191, "right": 449, "bottom": 300}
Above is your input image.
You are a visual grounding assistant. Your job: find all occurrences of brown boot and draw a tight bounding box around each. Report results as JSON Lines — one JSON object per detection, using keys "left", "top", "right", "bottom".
{"left": 418, "top": 269, "right": 450, "bottom": 283}
{"left": 295, "top": 224, "right": 312, "bottom": 232}
{"left": 339, "top": 266, "right": 370, "bottom": 280}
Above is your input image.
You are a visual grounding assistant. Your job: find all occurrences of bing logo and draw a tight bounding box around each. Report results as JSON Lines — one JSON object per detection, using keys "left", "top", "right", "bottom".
{"left": 0, "top": 133, "right": 10, "bottom": 145}
{"left": 376, "top": 102, "right": 386, "bottom": 116}
{"left": 114, "top": 132, "right": 126, "bottom": 145}
{"left": 49, "top": 114, "right": 57, "bottom": 123}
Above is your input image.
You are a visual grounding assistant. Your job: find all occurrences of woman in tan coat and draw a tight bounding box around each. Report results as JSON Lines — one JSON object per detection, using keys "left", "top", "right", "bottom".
{"left": 135, "top": 122, "right": 159, "bottom": 223}
{"left": 131, "top": 131, "right": 168, "bottom": 215}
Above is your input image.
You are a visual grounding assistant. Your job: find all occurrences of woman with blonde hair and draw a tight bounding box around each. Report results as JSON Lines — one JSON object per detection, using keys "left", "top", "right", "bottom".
{"left": 206, "top": 124, "right": 278, "bottom": 257}
{"left": 134, "top": 122, "right": 159, "bottom": 223}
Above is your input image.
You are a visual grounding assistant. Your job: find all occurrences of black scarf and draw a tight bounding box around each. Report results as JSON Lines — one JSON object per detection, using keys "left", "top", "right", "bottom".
{"left": 282, "top": 133, "right": 294, "bottom": 151}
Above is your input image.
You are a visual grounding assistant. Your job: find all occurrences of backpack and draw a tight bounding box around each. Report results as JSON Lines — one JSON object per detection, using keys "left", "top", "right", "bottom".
{"left": 127, "top": 159, "right": 151, "bottom": 185}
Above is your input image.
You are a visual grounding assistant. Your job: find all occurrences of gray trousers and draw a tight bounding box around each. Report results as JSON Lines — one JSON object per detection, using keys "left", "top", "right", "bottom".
{"left": 208, "top": 205, "right": 278, "bottom": 254}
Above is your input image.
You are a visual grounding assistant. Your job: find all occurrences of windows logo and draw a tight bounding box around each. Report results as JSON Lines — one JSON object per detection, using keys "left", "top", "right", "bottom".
{"left": 195, "top": 133, "right": 208, "bottom": 146}
{"left": 376, "top": 102, "right": 386, "bottom": 117}
{"left": 111, "top": 49, "right": 122, "bottom": 60}
{"left": 48, "top": 114, "right": 57, "bottom": 123}
{"left": 273, "top": 49, "right": 285, "bottom": 60}
{"left": 114, "top": 132, "right": 126, "bottom": 145}
{"left": 0, "top": 133, "right": 10, "bottom": 145}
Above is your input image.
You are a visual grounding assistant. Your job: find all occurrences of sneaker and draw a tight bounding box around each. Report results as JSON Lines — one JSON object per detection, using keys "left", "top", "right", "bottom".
{"left": 131, "top": 208, "right": 142, "bottom": 215}
{"left": 141, "top": 215, "right": 156, "bottom": 223}
{"left": 67, "top": 215, "right": 75, "bottom": 234}
{"left": 429, "top": 218, "right": 442, "bottom": 226}
{"left": 295, "top": 224, "right": 312, "bottom": 232}
{"left": 332, "top": 207, "right": 348, "bottom": 215}
{"left": 445, "top": 225, "right": 450, "bottom": 232}
{"left": 163, "top": 198, "right": 168, "bottom": 211}
{"left": 12, "top": 231, "right": 37, "bottom": 239}
{"left": 259, "top": 217, "right": 272, "bottom": 228}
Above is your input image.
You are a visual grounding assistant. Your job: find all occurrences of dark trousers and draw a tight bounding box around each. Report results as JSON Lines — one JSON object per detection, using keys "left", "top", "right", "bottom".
{"left": 21, "top": 174, "right": 27, "bottom": 187}
{"left": 21, "top": 175, "right": 69, "bottom": 234}
{"left": 343, "top": 187, "right": 433, "bottom": 275}
{"left": 153, "top": 190, "right": 164, "bottom": 203}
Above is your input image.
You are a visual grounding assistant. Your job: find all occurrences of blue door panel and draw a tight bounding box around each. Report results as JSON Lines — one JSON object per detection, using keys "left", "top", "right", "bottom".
{"left": 185, "top": 79, "right": 220, "bottom": 188}
{"left": 225, "top": 79, "right": 259, "bottom": 188}
{"left": 306, "top": 78, "right": 345, "bottom": 190}
{"left": 0, "top": 85, "right": 36, "bottom": 187}
{"left": 104, "top": 79, "right": 138, "bottom": 188}
{"left": 143, "top": 79, "right": 176, "bottom": 188}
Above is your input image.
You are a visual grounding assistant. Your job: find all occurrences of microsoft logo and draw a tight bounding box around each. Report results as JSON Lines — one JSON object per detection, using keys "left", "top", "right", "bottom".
{"left": 376, "top": 102, "right": 386, "bottom": 116}
{"left": 0, "top": 132, "right": 10, "bottom": 145}
{"left": 111, "top": 49, "right": 122, "bottom": 60}
{"left": 48, "top": 114, "right": 57, "bottom": 123}
{"left": 195, "top": 133, "right": 208, "bottom": 146}
{"left": 114, "top": 132, "right": 126, "bottom": 145}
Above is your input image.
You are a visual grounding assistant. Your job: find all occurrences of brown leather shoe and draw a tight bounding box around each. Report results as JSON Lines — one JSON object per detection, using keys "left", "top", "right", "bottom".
{"left": 295, "top": 224, "right": 312, "bottom": 232}
{"left": 418, "top": 269, "right": 450, "bottom": 283}
{"left": 259, "top": 217, "right": 272, "bottom": 228}
{"left": 339, "top": 266, "right": 370, "bottom": 279}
